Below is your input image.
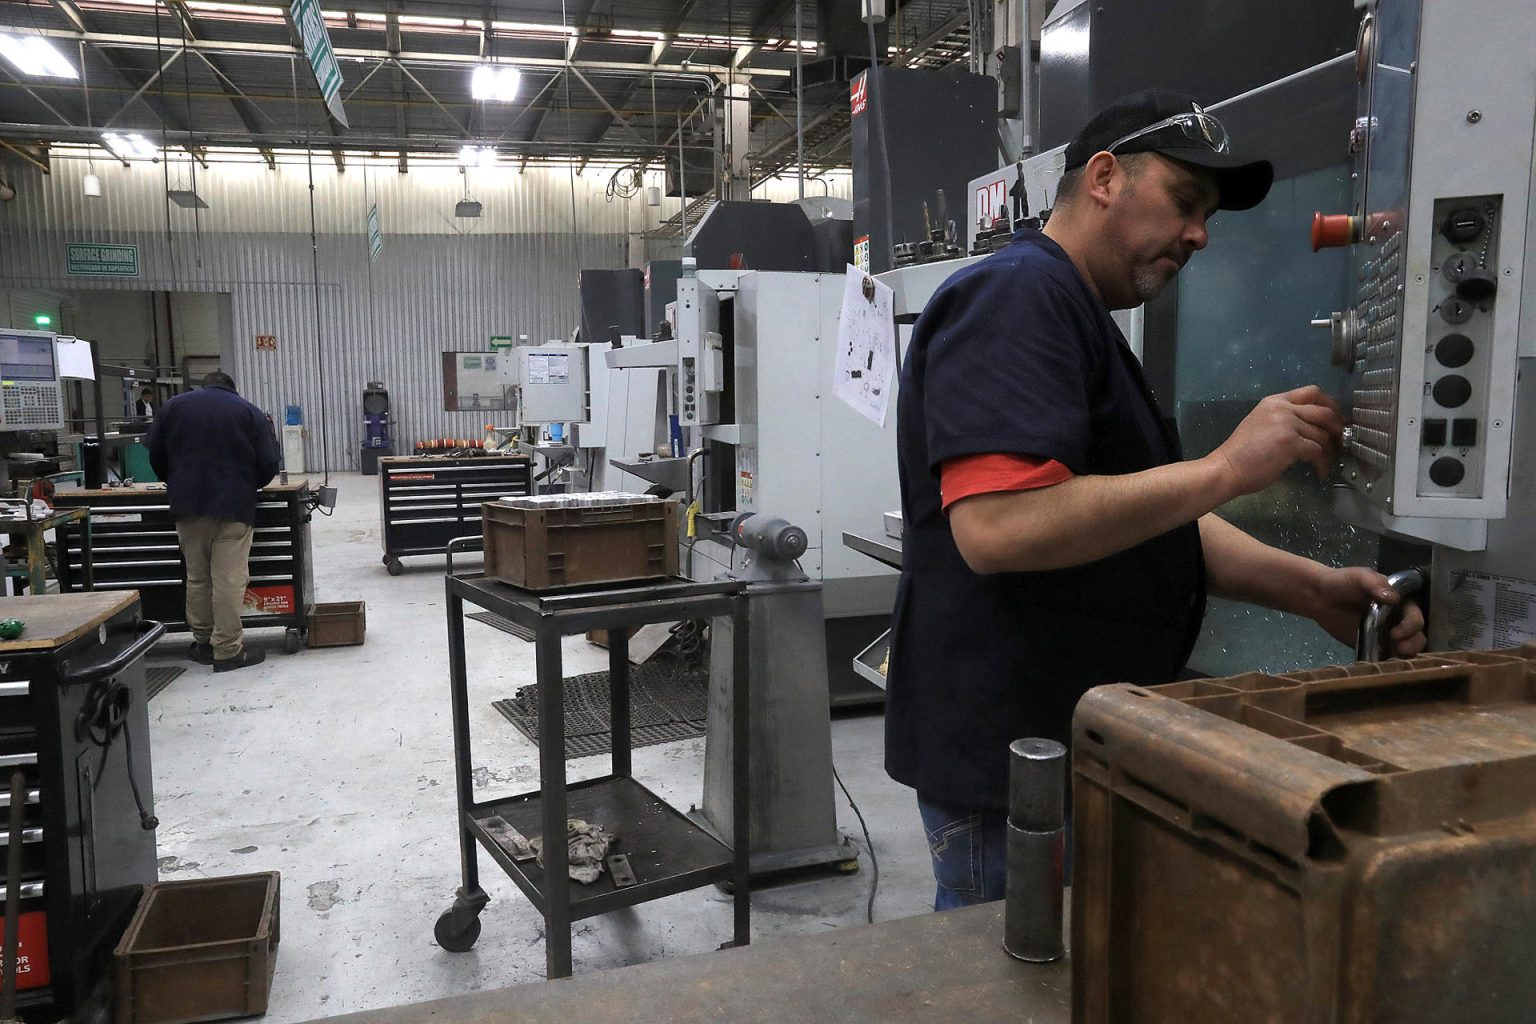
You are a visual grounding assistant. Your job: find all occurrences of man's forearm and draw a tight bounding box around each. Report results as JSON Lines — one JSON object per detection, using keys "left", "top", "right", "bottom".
{"left": 1198, "top": 513, "right": 1325, "bottom": 616}
{"left": 949, "top": 457, "right": 1238, "bottom": 573}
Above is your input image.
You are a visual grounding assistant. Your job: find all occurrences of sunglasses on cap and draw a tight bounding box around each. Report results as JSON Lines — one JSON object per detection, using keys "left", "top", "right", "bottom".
{"left": 1105, "top": 109, "right": 1231, "bottom": 156}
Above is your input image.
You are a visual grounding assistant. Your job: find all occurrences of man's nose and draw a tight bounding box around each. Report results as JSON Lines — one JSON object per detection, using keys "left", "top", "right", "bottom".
{"left": 1185, "top": 217, "right": 1210, "bottom": 252}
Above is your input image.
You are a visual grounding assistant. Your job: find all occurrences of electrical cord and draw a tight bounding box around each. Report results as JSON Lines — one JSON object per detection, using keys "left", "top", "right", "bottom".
{"left": 831, "top": 761, "right": 879, "bottom": 924}
{"left": 605, "top": 162, "right": 648, "bottom": 201}
{"left": 78, "top": 678, "right": 158, "bottom": 830}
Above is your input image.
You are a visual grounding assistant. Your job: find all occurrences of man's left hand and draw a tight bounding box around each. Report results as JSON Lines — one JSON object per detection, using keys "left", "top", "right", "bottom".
{"left": 1311, "top": 566, "right": 1427, "bottom": 658}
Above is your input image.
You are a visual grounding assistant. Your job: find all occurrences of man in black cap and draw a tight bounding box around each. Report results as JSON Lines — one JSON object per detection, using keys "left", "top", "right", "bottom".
{"left": 886, "top": 91, "right": 1426, "bottom": 909}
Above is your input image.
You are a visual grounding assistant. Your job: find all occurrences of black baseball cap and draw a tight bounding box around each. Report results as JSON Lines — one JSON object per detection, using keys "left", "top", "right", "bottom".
{"left": 1064, "top": 89, "right": 1274, "bottom": 211}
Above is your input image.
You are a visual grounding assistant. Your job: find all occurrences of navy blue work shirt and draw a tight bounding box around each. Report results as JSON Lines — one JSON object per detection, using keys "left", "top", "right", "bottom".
{"left": 885, "top": 229, "right": 1206, "bottom": 809}
{"left": 147, "top": 384, "right": 281, "bottom": 525}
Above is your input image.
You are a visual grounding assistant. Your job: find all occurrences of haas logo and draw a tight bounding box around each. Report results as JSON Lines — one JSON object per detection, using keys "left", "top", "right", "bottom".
{"left": 850, "top": 76, "right": 868, "bottom": 117}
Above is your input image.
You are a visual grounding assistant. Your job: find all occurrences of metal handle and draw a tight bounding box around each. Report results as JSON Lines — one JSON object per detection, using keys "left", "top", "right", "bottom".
{"left": 1355, "top": 567, "right": 1427, "bottom": 662}
{"left": 60, "top": 619, "right": 166, "bottom": 685}
{"left": 445, "top": 535, "right": 484, "bottom": 577}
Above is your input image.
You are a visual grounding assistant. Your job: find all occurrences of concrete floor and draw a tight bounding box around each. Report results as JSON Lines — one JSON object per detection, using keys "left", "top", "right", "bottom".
{"left": 141, "top": 471, "right": 936, "bottom": 1023}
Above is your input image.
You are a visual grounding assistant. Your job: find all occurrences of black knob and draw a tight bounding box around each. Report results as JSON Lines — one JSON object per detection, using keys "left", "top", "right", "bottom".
{"left": 1432, "top": 375, "right": 1473, "bottom": 408}
{"left": 1435, "top": 333, "right": 1475, "bottom": 368}
{"left": 1429, "top": 457, "right": 1465, "bottom": 487}
{"left": 1441, "top": 207, "right": 1486, "bottom": 244}
{"left": 1456, "top": 268, "right": 1498, "bottom": 302}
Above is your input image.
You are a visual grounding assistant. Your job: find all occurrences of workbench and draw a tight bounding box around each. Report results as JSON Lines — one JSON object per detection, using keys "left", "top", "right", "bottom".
{"left": 1, "top": 505, "right": 92, "bottom": 595}
{"left": 313, "top": 904, "right": 1070, "bottom": 1024}
{"left": 53, "top": 482, "right": 316, "bottom": 651}
{"left": 378, "top": 454, "right": 532, "bottom": 574}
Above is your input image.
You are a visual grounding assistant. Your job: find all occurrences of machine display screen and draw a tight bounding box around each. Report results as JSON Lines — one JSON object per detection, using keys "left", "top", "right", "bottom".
{"left": 0, "top": 334, "right": 59, "bottom": 381}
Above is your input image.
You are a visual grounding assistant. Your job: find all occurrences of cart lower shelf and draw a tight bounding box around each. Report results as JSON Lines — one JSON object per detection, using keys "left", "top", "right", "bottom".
{"left": 466, "top": 775, "right": 734, "bottom": 920}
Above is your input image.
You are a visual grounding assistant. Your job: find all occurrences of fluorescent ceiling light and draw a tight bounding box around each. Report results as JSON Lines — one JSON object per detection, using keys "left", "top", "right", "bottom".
{"left": 458, "top": 145, "right": 496, "bottom": 168}
{"left": 471, "top": 64, "right": 520, "bottom": 103}
{"left": 102, "top": 132, "right": 159, "bottom": 160}
{"left": 0, "top": 33, "right": 79, "bottom": 79}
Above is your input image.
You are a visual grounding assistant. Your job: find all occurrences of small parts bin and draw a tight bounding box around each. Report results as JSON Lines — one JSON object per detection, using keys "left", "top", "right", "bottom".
{"left": 306, "top": 601, "right": 366, "bottom": 648}
{"left": 113, "top": 872, "right": 280, "bottom": 1024}
{"left": 1071, "top": 646, "right": 1536, "bottom": 1024}
{"left": 482, "top": 497, "right": 678, "bottom": 590}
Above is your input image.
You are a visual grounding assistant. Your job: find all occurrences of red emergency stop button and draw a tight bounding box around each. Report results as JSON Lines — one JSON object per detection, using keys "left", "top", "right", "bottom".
{"left": 1312, "top": 212, "right": 1358, "bottom": 251}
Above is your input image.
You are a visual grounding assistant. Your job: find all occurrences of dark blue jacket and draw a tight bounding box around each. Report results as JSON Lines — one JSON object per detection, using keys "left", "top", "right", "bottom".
{"left": 885, "top": 230, "right": 1206, "bottom": 808}
{"left": 147, "top": 384, "right": 280, "bottom": 524}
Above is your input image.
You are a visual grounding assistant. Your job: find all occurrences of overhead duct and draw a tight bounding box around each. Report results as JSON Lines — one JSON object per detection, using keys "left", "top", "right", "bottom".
{"left": 797, "top": 0, "right": 890, "bottom": 103}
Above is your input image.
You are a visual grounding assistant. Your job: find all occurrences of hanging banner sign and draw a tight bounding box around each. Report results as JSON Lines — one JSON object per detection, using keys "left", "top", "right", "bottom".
{"left": 290, "top": 0, "right": 349, "bottom": 128}
{"left": 367, "top": 203, "right": 383, "bottom": 263}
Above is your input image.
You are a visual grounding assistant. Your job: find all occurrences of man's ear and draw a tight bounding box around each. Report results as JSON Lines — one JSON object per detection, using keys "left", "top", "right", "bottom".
{"left": 1080, "top": 151, "right": 1122, "bottom": 209}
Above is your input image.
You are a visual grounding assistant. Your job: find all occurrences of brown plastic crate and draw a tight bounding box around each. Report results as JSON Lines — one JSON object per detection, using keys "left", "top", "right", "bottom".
{"left": 1071, "top": 645, "right": 1536, "bottom": 1024}
{"left": 307, "top": 601, "right": 366, "bottom": 647}
{"left": 114, "top": 872, "right": 280, "bottom": 1024}
{"left": 482, "top": 500, "right": 678, "bottom": 590}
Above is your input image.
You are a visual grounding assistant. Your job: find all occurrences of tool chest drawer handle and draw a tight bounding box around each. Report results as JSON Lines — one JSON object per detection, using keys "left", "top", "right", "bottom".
{"left": 60, "top": 620, "right": 167, "bottom": 685}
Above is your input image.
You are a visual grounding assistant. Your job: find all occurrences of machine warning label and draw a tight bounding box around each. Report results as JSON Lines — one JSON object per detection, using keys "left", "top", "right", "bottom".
{"left": 527, "top": 352, "right": 570, "bottom": 385}
{"left": 244, "top": 585, "right": 297, "bottom": 615}
{"left": 853, "top": 235, "right": 870, "bottom": 274}
{"left": 1444, "top": 571, "right": 1536, "bottom": 651}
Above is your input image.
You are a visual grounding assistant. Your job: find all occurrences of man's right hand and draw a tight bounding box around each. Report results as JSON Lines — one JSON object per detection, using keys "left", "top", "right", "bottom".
{"left": 1208, "top": 385, "right": 1344, "bottom": 497}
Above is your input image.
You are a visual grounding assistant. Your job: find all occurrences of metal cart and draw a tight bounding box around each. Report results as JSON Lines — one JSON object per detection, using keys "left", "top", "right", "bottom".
{"left": 54, "top": 482, "right": 316, "bottom": 653}
{"left": 378, "top": 454, "right": 532, "bottom": 575}
{"left": 436, "top": 573, "right": 750, "bottom": 979}
{"left": 0, "top": 593, "right": 162, "bottom": 1021}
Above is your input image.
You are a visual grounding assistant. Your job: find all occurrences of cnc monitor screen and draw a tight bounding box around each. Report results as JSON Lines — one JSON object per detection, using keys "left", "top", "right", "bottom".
{"left": 0, "top": 334, "right": 59, "bottom": 382}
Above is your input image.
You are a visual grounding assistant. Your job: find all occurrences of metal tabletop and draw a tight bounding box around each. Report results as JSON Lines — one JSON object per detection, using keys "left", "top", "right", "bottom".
{"left": 446, "top": 573, "right": 745, "bottom": 636}
{"left": 308, "top": 903, "right": 1071, "bottom": 1024}
{"left": 841, "top": 530, "right": 902, "bottom": 571}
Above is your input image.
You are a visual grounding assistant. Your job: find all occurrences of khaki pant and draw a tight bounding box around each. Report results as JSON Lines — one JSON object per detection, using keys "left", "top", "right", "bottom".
{"left": 176, "top": 517, "right": 254, "bottom": 660}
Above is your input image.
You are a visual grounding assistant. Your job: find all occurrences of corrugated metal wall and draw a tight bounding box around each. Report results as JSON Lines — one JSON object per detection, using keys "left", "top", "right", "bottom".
{"left": 0, "top": 155, "right": 849, "bottom": 469}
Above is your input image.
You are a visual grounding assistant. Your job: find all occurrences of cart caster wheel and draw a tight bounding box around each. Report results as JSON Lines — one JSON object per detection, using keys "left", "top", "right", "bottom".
{"left": 386, "top": 557, "right": 404, "bottom": 576}
{"left": 283, "top": 628, "right": 303, "bottom": 654}
{"left": 434, "top": 909, "right": 481, "bottom": 952}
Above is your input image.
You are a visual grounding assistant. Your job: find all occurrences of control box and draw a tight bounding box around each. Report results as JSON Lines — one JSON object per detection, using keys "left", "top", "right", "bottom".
{"left": 516, "top": 343, "right": 588, "bottom": 425}
{"left": 1324, "top": 0, "right": 1534, "bottom": 532}
{"left": 674, "top": 277, "right": 724, "bottom": 428}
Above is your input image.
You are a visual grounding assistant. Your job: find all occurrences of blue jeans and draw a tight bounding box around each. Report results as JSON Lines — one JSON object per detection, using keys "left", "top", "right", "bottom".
{"left": 917, "top": 797, "right": 1009, "bottom": 910}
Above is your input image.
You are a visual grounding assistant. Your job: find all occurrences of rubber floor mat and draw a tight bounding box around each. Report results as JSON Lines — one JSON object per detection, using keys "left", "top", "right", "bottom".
{"left": 467, "top": 610, "right": 536, "bottom": 642}
{"left": 491, "top": 660, "right": 709, "bottom": 759}
{"left": 146, "top": 665, "right": 186, "bottom": 701}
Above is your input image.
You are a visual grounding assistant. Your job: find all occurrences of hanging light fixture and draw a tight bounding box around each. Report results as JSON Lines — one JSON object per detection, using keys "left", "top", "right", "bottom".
{"left": 470, "top": 64, "right": 521, "bottom": 103}
{"left": 458, "top": 144, "right": 496, "bottom": 168}
{"left": 82, "top": 173, "right": 103, "bottom": 197}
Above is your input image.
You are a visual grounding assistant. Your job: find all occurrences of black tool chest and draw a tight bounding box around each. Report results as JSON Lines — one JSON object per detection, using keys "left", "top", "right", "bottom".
{"left": 378, "top": 455, "right": 532, "bottom": 574}
{"left": 54, "top": 483, "right": 316, "bottom": 652}
{"left": 0, "top": 593, "right": 161, "bottom": 1021}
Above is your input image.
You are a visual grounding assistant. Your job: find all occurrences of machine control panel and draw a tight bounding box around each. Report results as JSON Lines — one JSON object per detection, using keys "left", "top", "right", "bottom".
{"left": 0, "top": 329, "right": 66, "bottom": 432}
{"left": 1321, "top": 0, "right": 1532, "bottom": 533}
{"left": 675, "top": 278, "right": 724, "bottom": 427}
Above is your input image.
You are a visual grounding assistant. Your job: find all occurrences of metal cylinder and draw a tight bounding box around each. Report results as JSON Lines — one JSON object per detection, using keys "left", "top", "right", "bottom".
{"left": 1003, "top": 737, "right": 1066, "bottom": 963}
{"left": 1008, "top": 737, "right": 1066, "bottom": 829}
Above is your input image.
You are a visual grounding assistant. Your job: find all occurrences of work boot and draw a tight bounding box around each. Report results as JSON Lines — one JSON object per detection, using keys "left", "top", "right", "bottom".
{"left": 188, "top": 640, "right": 214, "bottom": 665}
{"left": 213, "top": 647, "right": 267, "bottom": 673}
